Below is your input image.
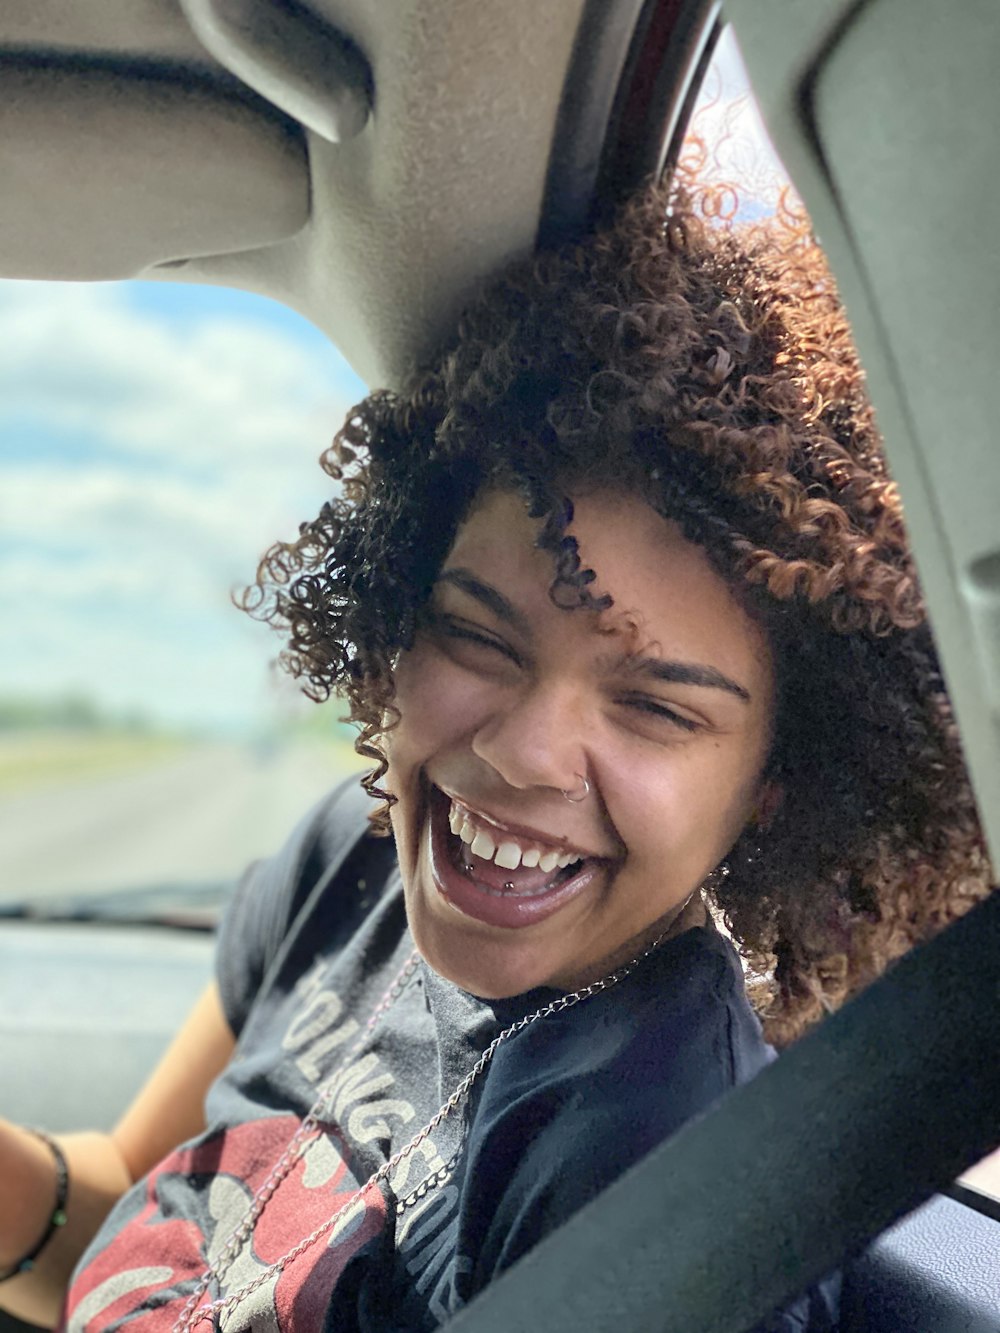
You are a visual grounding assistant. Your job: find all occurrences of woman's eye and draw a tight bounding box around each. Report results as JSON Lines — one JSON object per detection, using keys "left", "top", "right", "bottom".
{"left": 620, "top": 695, "right": 701, "bottom": 732}
{"left": 432, "top": 615, "right": 521, "bottom": 665}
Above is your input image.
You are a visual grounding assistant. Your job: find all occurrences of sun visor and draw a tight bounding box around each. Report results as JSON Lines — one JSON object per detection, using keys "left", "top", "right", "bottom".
{"left": 0, "top": 0, "right": 590, "bottom": 386}
{"left": 0, "top": 58, "right": 309, "bottom": 280}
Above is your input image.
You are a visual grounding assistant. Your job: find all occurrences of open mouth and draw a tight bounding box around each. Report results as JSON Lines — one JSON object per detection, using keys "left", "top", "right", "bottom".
{"left": 426, "top": 784, "right": 605, "bottom": 929}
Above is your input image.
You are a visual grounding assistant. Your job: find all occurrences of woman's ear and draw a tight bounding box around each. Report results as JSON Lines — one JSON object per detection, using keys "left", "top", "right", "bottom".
{"left": 751, "top": 781, "right": 783, "bottom": 831}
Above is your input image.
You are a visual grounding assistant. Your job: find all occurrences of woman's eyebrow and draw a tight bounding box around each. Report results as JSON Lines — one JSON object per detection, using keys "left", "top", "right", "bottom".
{"left": 435, "top": 568, "right": 532, "bottom": 636}
{"left": 620, "top": 654, "right": 752, "bottom": 702}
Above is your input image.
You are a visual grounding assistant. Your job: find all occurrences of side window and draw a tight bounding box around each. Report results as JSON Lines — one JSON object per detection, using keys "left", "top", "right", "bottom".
{"left": 0, "top": 281, "right": 365, "bottom": 912}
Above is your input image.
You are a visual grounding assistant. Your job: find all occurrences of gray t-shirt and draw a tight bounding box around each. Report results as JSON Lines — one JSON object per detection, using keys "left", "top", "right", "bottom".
{"left": 64, "top": 778, "right": 839, "bottom": 1332}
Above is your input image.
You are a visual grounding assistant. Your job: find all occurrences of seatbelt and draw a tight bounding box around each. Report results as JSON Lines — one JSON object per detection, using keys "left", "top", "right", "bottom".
{"left": 445, "top": 888, "right": 1000, "bottom": 1333}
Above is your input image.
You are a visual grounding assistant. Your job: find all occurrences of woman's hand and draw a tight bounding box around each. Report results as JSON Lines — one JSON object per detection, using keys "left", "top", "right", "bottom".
{"left": 0, "top": 1123, "right": 132, "bottom": 1328}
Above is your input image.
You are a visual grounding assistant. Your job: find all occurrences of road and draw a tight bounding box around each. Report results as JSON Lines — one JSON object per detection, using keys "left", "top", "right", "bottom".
{"left": 0, "top": 740, "right": 364, "bottom": 901}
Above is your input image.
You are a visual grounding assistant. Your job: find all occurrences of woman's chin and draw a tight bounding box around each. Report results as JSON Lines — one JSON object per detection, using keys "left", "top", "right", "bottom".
{"left": 406, "top": 892, "right": 556, "bottom": 998}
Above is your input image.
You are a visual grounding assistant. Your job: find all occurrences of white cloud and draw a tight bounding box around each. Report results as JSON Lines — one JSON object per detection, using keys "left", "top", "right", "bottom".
{"left": 0, "top": 282, "right": 360, "bottom": 730}
{"left": 0, "top": 282, "right": 352, "bottom": 467}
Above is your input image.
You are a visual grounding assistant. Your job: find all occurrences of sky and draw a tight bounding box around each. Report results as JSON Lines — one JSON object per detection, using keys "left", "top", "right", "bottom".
{"left": 0, "top": 281, "right": 365, "bottom": 733}
{"left": 0, "top": 29, "right": 787, "bottom": 735}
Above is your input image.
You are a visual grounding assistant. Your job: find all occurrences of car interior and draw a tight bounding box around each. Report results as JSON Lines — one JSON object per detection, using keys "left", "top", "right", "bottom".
{"left": 1, "top": 1, "right": 997, "bottom": 1330}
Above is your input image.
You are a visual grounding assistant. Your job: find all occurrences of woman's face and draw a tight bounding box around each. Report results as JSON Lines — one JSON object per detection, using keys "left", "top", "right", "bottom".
{"left": 387, "top": 487, "right": 777, "bottom": 998}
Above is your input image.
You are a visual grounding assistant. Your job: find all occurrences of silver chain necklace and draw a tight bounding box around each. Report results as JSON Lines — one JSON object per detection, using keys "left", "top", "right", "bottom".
{"left": 173, "top": 929, "right": 673, "bottom": 1332}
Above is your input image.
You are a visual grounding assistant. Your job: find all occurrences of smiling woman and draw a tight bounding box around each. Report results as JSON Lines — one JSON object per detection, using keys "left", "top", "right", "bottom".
{"left": 3, "top": 175, "right": 992, "bottom": 1333}
{"left": 246, "top": 177, "right": 990, "bottom": 1045}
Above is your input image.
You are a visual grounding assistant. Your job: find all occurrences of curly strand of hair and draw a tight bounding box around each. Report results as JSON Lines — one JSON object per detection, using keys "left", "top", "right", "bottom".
{"left": 650, "top": 461, "right": 749, "bottom": 559}
{"left": 736, "top": 545, "right": 921, "bottom": 635}
{"left": 354, "top": 716, "right": 397, "bottom": 835}
{"left": 518, "top": 476, "right": 614, "bottom": 613}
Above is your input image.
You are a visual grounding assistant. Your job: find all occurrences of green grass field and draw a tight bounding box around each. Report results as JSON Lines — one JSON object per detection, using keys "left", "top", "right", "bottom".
{"left": 0, "top": 729, "right": 367, "bottom": 796}
{"left": 0, "top": 729, "right": 192, "bottom": 794}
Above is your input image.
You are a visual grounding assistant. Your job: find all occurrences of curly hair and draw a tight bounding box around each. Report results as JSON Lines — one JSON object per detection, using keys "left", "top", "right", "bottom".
{"left": 240, "top": 178, "right": 992, "bottom": 1046}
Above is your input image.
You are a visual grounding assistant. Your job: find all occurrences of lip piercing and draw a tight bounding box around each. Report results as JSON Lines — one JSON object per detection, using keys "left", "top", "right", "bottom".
{"left": 561, "top": 774, "right": 590, "bottom": 803}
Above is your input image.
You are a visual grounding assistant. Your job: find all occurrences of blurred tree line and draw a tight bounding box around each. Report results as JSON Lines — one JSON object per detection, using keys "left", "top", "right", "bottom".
{"left": 0, "top": 693, "right": 151, "bottom": 733}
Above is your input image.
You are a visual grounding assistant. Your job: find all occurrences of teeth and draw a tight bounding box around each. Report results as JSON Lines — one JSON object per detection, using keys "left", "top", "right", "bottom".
{"left": 447, "top": 799, "right": 584, "bottom": 873}
{"left": 470, "top": 830, "right": 496, "bottom": 861}
{"left": 494, "top": 841, "right": 522, "bottom": 870}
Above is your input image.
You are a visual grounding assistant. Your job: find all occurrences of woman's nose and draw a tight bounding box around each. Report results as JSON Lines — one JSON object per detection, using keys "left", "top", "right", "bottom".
{"left": 470, "top": 681, "right": 588, "bottom": 793}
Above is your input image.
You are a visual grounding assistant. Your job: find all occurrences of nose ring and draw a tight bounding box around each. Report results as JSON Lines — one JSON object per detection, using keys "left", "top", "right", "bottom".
{"left": 561, "top": 774, "right": 590, "bottom": 803}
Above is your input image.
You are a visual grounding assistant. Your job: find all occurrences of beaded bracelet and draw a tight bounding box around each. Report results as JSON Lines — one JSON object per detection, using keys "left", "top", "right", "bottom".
{"left": 0, "top": 1130, "right": 69, "bottom": 1283}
